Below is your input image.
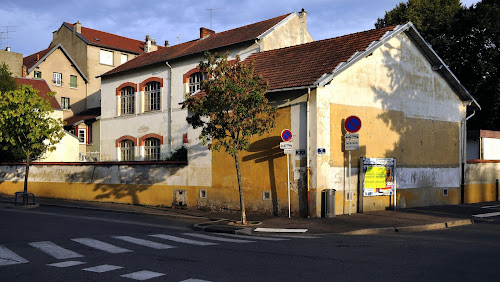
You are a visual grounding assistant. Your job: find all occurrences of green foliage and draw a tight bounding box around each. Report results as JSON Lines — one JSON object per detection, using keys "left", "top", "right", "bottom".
{"left": 0, "top": 62, "right": 18, "bottom": 93}
{"left": 185, "top": 51, "right": 278, "bottom": 156}
{"left": 0, "top": 85, "right": 64, "bottom": 162}
{"left": 165, "top": 145, "right": 187, "bottom": 162}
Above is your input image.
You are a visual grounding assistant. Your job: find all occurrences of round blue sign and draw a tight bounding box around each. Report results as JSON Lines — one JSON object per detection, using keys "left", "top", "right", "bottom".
{"left": 281, "top": 129, "right": 292, "bottom": 142}
{"left": 344, "top": 116, "right": 362, "bottom": 133}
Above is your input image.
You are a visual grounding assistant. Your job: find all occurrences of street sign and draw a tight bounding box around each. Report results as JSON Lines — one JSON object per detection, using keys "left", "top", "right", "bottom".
{"left": 317, "top": 148, "right": 326, "bottom": 155}
{"left": 284, "top": 148, "right": 293, "bottom": 154}
{"left": 345, "top": 133, "right": 359, "bottom": 139}
{"left": 281, "top": 129, "right": 293, "bottom": 142}
{"left": 345, "top": 139, "right": 359, "bottom": 151}
{"left": 280, "top": 142, "right": 293, "bottom": 149}
{"left": 344, "top": 116, "right": 362, "bottom": 133}
{"left": 295, "top": 149, "right": 306, "bottom": 156}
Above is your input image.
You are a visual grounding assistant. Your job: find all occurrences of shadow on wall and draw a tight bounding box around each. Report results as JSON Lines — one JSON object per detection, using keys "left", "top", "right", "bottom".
{"left": 243, "top": 136, "right": 283, "bottom": 215}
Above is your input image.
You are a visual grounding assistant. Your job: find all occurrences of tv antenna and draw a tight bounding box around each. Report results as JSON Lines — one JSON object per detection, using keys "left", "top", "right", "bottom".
{"left": 1, "top": 26, "right": 18, "bottom": 50}
{"left": 204, "top": 8, "right": 223, "bottom": 30}
{"left": 176, "top": 34, "right": 181, "bottom": 44}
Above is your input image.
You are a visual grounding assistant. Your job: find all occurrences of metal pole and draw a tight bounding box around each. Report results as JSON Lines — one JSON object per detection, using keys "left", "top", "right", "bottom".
{"left": 287, "top": 153, "right": 291, "bottom": 218}
{"left": 349, "top": 151, "right": 351, "bottom": 215}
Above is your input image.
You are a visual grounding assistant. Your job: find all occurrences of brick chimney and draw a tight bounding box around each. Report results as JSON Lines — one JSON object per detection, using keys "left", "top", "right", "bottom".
{"left": 73, "top": 21, "right": 82, "bottom": 34}
{"left": 200, "top": 27, "right": 215, "bottom": 38}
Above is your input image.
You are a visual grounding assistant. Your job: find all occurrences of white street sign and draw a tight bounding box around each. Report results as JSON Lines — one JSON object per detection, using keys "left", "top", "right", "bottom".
{"left": 345, "top": 140, "right": 359, "bottom": 151}
{"left": 280, "top": 142, "right": 293, "bottom": 149}
{"left": 345, "top": 133, "right": 359, "bottom": 139}
{"left": 284, "top": 148, "right": 293, "bottom": 154}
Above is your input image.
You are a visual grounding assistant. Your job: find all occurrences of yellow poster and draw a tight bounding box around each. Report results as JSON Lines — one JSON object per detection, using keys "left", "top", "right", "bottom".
{"left": 365, "top": 166, "right": 386, "bottom": 189}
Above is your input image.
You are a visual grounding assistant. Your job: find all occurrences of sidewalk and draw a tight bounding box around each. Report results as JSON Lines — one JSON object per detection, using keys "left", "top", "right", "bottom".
{"left": 0, "top": 195, "right": 475, "bottom": 235}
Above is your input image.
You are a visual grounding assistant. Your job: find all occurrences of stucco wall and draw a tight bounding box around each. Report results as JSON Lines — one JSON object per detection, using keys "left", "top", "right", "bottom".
{"left": 465, "top": 161, "right": 500, "bottom": 203}
{"left": 260, "top": 13, "right": 313, "bottom": 51}
{"left": 309, "top": 32, "right": 466, "bottom": 216}
{"left": 0, "top": 49, "right": 23, "bottom": 76}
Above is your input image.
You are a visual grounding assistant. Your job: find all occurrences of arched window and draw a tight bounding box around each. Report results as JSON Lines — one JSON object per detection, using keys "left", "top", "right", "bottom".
{"left": 121, "top": 86, "right": 135, "bottom": 114}
{"left": 120, "top": 140, "right": 135, "bottom": 161}
{"left": 144, "top": 138, "right": 161, "bottom": 161}
{"left": 188, "top": 72, "right": 208, "bottom": 94}
{"left": 145, "top": 81, "right": 161, "bottom": 111}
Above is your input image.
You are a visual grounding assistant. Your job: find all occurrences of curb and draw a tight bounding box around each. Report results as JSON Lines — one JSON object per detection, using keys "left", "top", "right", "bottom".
{"left": 341, "top": 219, "right": 474, "bottom": 235}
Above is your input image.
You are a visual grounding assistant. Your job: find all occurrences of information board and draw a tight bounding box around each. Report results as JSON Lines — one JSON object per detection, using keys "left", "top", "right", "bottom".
{"left": 360, "top": 158, "right": 396, "bottom": 197}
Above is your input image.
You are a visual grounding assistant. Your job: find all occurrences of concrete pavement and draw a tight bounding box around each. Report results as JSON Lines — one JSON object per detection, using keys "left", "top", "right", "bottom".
{"left": 0, "top": 195, "right": 478, "bottom": 235}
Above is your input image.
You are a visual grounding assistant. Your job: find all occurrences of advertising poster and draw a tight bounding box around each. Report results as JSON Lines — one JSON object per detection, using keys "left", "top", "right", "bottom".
{"left": 362, "top": 159, "right": 395, "bottom": 196}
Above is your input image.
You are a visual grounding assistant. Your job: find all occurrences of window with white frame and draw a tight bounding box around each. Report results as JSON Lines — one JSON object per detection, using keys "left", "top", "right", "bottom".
{"left": 78, "top": 128, "right": 86, "bottom": 144}
{"left": 188, "top": 72, "right": 207, "bottom": 94}
{"left": 120, "top": 140, "right": 135, "bottom": 161}
{"left": 100, "top": 49, "right": 113, "bottom": 65}
{"left": 144, "top": 138, "right": 160, "bottom": 161}
{"left": 121, "top": 86, "right": 135, "bottom": 115}
{"left": 53, "top": 72, "right": 62, "bottom": 86}
{"left": 121, "top": 54, "right": 128, "bottom": 65}
{"left": 145, "top": 81, "right": 161, "bottom": 111}
{"left": 61, "top": 97, "right": 70, "bottom": 109}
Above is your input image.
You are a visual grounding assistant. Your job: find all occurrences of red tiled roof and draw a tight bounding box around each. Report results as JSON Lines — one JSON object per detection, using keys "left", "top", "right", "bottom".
{"left": 64, "top": 107, "right": 101, "bottom": 126}
{"left": 101, "top": 13, "right": 292, "bottom": 77}
{"left": 15, "top": 77, "right": 61, "bottom": 110}
{"left": 248, "top": 25, "right": 397, "bottom": 90}
{"left": 64, "top": 23, "right": 150, "bottom": 54}
{"left": 23, "top": 46, "right": 52, "bottom": 70}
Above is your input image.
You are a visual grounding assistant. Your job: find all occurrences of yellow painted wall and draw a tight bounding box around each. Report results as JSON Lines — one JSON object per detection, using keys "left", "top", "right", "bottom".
{"left": 211, "top": 106, "right": 294, "bottom": 215}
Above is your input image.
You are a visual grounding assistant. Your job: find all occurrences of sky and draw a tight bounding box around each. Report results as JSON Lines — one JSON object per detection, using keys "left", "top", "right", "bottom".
{"left": 0, "top": 0, "right": 480, "bottom": 57}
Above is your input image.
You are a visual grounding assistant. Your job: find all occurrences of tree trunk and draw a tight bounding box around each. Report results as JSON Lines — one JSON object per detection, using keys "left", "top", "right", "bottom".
{"left": 23, "top": 150, "right": 30, "bottom": 205}
{"left": 234, "top": 151, "right": 246, "bottom": 224}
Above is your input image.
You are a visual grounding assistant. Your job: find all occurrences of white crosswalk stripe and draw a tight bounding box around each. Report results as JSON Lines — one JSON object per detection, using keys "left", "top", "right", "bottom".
{"left": 183, "top": 233, "right": 256, "bottom": 243}
{"left": 149, "top": 234, "right": 218, "bottom": 246}
{"left": 473, "top": 212, "right": 500, "bottom": 218}
{"left": 216, "top": 233, "right": 290, "bottom": 241}
{"left": 82, "top": 264, "right": 124, "bottom": 273}
{"left": 180, "top": 279, "right": 212, "bottom": 282}
{"left": 71, "top": 238, "right": 132, "bottom": 254}
{"left": 29, "top": 241, "right": 83, "bottom": 259}
{"left": 112, "top": 236, "right": 175, "bottom": 249}
{"left": 47, "top": 260, "right": 86, "bottom": 268}
{"left": 121, "top": 270, "right": 165, "bottom": 280}
{"left": 0, "top": 245, "right": 29, "bottom": 266}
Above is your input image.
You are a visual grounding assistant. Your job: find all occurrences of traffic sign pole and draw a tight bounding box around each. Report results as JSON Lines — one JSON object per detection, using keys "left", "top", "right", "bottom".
{"left": 281, "top": 129, "right": 293, "bottom": 218}
{"left": 287, "top": 153, "right": 291, "bottom": 218}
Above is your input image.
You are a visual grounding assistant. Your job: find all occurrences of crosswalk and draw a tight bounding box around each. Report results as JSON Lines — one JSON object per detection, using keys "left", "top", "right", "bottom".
{"left": 0, "top": 232, "right": 293, "bottom": 281}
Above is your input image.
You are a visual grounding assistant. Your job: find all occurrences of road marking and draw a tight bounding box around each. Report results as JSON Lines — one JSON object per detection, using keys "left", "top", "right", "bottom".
{"left": 121, "top": 270, "right": 165, "bottom": 280}
{"left": 472, "top": 212, "right": 500, "bottom": 218}
{"left": 481, "top": 205, "right": 500, "bottom": 209}
{"left": 149, "top": 234, "right": 218, "bottom": 246}
{"left": 29, "top": 241, "right": 83, "bottom": 259}
{"left": 216, "top": 233, "right": 289, "bottom": 241}
{"left": 183, "top": 233, "right": 255, "bottom": 243}
{"left": 254, "top": 228, "right": 308, "bottom": 233}
{"left": 180, "top": 279, "right": 212, "bottom": 282}
{"left": 47, "top": 260, "right": 86, "bottom": 268}
{"left": 72, "top": 238, "right": 132, "bottom": 254}
{"left": 112, "top": 236, "right": 175, "bottom": 250}
{"left": 0, "top": 245, "right": 29, "bottom": 266}
{"left": 82, "top": 264, "right": 123, "bottom": 273}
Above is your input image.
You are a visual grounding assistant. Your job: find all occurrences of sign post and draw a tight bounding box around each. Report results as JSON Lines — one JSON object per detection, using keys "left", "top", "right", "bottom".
{"left": 281, "top": 129, "right": 293, "bottom": 218}
{"left": 344, "top": 116, "right": 361, "bottom": 215}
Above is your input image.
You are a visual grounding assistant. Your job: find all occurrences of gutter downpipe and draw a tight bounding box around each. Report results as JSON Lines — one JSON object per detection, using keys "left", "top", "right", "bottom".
{"left": 255, "top": 39, "right": 262, "bottom": 52}
{"left": 306, "top": 87, "right": 311, "bottom": 218}
{"left": 166, "top": 61, "right": 173, "bottom": 153}
{"left": 461, "top": 107, "right": 475, "bottom": 204}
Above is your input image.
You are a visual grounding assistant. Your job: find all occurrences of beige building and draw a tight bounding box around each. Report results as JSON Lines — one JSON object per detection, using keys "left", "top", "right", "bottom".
{"left": 0, "top": 49, "right": 23, "bottom": 76}
{"left": 23, "top": 44, "right": 88, "bottom": 120}
{"left": 49, "top": 21, "right": 157, "bottom": 109}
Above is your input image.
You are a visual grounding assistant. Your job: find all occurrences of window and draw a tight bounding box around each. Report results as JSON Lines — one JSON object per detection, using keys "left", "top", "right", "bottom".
{"left": 100, "top": 49, "right": 113, "bottom": 65}
{"left": 120, "top": 140, "right": 135, "bottom": 161}
{"left": 188, "top": 72, "right": 207, "bottom": 94}
{"left": 61, "top": 97, "right": 70, "bottom": 109}
{"left": 144, "top": 138, "right": 160, "bottom": 161}
{"left": 70, "top": 75, "right": 77, "bottom": 88}
{"left": 88, "top": 124, "right": 93, "bottom": 144}
{"left": 78, "top": 128, "right": 86, "bottom": 144}
{"left": 145, "top": 81, "right": 161, "bottom": 111}
{"left": 121, "top": 54, "right": 128, "bottom": 65}
{"left": 121, "top": 86, "right": 135, "bottom": 114}
{"left": 53, "top": 72, "right": 62, "bottom": 86}
{"left": 34, "top": 71, "right": 41, "bottom": 78}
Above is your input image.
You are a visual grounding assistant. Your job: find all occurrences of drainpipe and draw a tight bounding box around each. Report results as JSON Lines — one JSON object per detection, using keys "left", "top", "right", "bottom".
{"left": 461, "top": 109, "right": 475, "bottom": 204}
{"left": 255, "top": 39, "right": 262, "bottom": 52}
{"left": 165, "top": 61, "right": 173, "bottom": 153}
{"left": 306, "top": 87, "right": 311, "bottom": 218}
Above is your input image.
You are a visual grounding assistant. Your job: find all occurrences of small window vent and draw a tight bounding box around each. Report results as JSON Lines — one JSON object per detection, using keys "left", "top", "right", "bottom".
{"left": 94, "top": 38, "right": 100, "bottom": 41}
{"left": 200, "top": 189, "right": 207, "bottom": 199}
{"left": 262, "top": 191, "right": 271, "bottom": 201}
{"left": 443, "top": 188, "right": 448, "bottom": 197}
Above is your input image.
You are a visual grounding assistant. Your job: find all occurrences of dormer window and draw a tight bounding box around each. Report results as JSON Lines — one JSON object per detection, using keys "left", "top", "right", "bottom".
{"left": 189, "top": 72, "right": 207, "bottom": 95}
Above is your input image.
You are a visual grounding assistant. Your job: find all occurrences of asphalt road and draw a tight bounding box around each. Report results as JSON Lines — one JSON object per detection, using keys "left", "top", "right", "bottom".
{"left": 1, "top": 204, "right": 500, "bottom": 281}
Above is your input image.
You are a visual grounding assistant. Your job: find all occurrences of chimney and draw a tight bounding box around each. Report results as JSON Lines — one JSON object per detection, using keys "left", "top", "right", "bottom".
{"left": 22, "top": 65, "right": 27, "bottom": 77}
{"left": 37, "top": 54, "right": 39, "bottom": 61}
{"left": 144, "top": 35, "right": 152, "bottom": 53}
{"left": 74, "top": 21, "right": 82, "bottom": 34}
{"left": 5, "top": 47, "right": 10, "bottom": 52}
{"left": 200, "top": 27, "right": 215, "bottom": 38}
{"left": 298, "top": 8, "right": 308, "bottom": 44}
{"left": 164, "top": 40, "right": 169, "bottom": 47}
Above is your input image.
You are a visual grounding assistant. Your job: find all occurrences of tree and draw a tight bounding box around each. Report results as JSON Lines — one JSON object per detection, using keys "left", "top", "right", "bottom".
{"left": 0, "top": 85, "right": 64, "bottom": 203}
{"left": 184, "top": 52, "right": 278, "bottom": 224}
{"left": 0, "top": 62, "right": 17, "bottom": 93}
